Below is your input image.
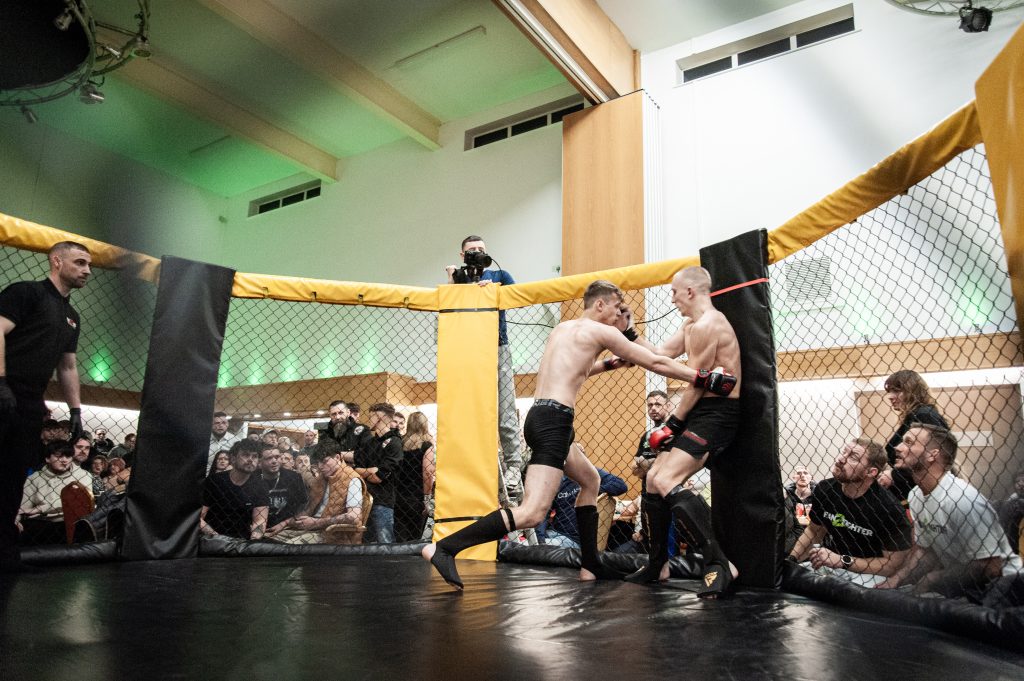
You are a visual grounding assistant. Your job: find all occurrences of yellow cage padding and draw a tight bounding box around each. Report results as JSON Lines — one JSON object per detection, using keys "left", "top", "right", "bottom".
{"left": 434, "top": 284, "right": 500, "bottom": 560}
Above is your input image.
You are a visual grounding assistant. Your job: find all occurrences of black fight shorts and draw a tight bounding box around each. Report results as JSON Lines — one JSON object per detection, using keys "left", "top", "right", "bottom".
{"left": 523, "top": 400, "right": 575, "bottom": 470}
{"left": 675, "top": 398, "right": 741, "bottom": 461}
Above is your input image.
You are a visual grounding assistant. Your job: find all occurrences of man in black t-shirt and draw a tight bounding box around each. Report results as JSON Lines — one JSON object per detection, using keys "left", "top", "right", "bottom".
{"left": 0, "top": 241, "right": 91, "bottom": 573}
{"left": 789, "top": 437, "right": 913, "bottom": 587}
{"left": 255, "top": 442, "right": 308, "bottom": 536}
{"left": 200, "top": 440, "right": 270, "bottom": 540}
{"left": 353, "top": 403, "right": 403, "bottom": 543}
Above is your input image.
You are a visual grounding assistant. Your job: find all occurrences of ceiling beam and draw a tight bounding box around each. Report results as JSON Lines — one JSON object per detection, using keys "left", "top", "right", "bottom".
{"left": 197, "top": 0, "right": 441, "bottom": 150}
{"left": 111, "top": 55, "right": 341, "bottom": 183}
{"left": 494, "top": 0, "right": 637, "bottom": 103}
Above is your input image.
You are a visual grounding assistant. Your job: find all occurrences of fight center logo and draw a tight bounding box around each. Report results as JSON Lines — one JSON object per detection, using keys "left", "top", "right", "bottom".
{"left": 704, "top": 571, "right": 718, "bottom": 588}
{"left": 66, "top": 316, "right": 77, "bottom": 329}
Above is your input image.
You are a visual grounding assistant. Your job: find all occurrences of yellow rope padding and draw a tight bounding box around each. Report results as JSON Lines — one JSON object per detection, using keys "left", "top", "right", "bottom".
{"left": 230, "top": 271, "right": 437, "bottom": 310}
{"left": 0, "top": 213, "right": 161, "bottom": 282}
{"left": 0, "top": 99, "right": 988, "bottom": 311}
{"left": 767, "top": 102, "right": 982, "bottom": 265}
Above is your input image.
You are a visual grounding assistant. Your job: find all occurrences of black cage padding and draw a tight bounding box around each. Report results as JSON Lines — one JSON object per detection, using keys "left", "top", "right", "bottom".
{"left": 499, "top": 542, "right": 702, "bottom": 579}
{"left": 20, "top": 540, "right": 119, "bottom": 565}
{"left": 782, "top": 564, "right": 1024, "bottom": 653}
{"left": 699, "top": 229, "right": 784, "bottom": 589}
{"left": 121, "top": 257, "right": 236, "bottom": 560}
{"left": 199, "top": 537, "right": 427, "bottom": 557}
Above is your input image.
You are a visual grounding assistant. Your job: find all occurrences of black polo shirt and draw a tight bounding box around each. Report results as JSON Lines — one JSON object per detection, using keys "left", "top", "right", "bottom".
{"left": 0, "top": 279, "right": 80, "bottom": 400}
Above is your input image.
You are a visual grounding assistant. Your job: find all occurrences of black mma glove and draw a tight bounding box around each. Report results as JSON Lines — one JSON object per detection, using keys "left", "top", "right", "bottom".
{"left": 693, "top": 369, "right": 736, "bottom": 396}
{"left": 0, "top": 377, "right": 15, "bottom": 416}
{"left": 69, "top": 407, "right": 83, "bottom": 443}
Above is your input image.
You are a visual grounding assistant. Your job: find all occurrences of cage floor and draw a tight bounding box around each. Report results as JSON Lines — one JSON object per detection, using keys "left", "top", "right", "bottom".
{"left": 1, "top": 555, "right": 1021, "bottom": 680}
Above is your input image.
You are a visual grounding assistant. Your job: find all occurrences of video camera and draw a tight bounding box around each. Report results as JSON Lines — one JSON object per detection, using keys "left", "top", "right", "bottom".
{"left": 452, "top": 249, "right": 493, "bottom": 283}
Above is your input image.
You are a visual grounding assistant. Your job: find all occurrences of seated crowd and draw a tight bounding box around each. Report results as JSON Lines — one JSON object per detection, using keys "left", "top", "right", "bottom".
{"left": 27, "top": 368, "right": 1024, "bottom": 610}
{"left": 201, "top": 401, "right": 435, "bottom": 546}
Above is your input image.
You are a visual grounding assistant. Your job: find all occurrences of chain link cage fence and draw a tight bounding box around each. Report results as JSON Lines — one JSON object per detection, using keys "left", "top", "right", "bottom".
{"left": 1, "top": 244, "right": 155, "bottom": 548}
{"left": 203, "top": 297, "right": 440, "bottom": 547}
{"left": 772, "top": 145, "right": 1023, "bottom": 605}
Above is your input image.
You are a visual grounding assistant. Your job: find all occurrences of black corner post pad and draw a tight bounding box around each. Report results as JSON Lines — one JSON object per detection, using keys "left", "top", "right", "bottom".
{"left": 699, "top": 229, "right": 785, "bottom": 589}
{"left": 121, "top": 257, "right": 236, "bottom": 560}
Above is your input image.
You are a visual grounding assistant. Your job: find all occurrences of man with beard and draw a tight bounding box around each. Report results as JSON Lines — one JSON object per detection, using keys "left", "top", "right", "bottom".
{"left": 788, "top": 438, "right": 912, "bottom": 587}
{"left": 879, "top": 424, "right": 1021, "bottom": 597}
{"left": 318, "top": 400, "right": 372, "bottom": 465}
{"left": 200, "top": 439, "right": 269, "bottom": 540}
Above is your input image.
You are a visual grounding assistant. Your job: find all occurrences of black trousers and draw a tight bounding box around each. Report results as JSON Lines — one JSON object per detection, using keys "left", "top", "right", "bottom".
{"left": 0, "top": 401, "right": 45, "bottom": 561}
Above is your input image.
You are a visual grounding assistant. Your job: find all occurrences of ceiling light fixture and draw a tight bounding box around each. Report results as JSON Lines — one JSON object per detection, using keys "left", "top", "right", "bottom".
{"left": 0, "top": 1, "right": 152, "bottom": 114}
{"left": 959, "top": 1, "right": 993, "bottom": 31}
{"left": 79, "top": 81, "right": 104, "bottom": 104}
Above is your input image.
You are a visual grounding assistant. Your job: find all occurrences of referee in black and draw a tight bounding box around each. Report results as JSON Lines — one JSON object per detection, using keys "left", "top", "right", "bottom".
{"left": 0, "top": 241, "right": 91, "bottom": 572}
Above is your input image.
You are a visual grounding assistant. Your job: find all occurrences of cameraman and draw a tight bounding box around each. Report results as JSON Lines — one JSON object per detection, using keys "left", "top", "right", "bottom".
{"left": 445, "top": 236, "right": 523, "bottom": 502}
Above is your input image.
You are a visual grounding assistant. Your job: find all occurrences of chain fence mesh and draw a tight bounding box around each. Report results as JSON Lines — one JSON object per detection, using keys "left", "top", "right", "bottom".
{"left": 203, "top": 298, "right": 439, "bottom": 546}
{"left": 5, "top": 141, "right": 1020, "bottom": 612}
{"left": 1, "top": 245, "right": 155, "bottom": 547}
{"left": 772, "top": 146, "right": 1023, "bottom": 604}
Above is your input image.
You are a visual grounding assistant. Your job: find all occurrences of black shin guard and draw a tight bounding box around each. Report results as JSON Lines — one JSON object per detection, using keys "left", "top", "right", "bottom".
{"left": 665, "top": 485, "right": 714, "bottom": 550}
{"left": 665, "top": 485, "right": 734, "bottom": 598}
{"left": 624, "top": 493, "right": 671, "bottom": 584}
{"left": 664, "top": 414, "right": 685, "bottom": 435}
{"left": 575, "top": 505, "right": 611, "bottom": 579}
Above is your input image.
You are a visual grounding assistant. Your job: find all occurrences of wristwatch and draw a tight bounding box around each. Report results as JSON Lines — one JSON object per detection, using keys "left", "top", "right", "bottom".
{"left": 840, "top": 554, "right": 853, "bottom": 568}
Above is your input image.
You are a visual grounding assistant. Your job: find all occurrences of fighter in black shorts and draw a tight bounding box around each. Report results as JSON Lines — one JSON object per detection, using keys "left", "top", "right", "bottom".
{"left": 627, "top": 266, "right": 743, "bottom": 598}
{"left": 421, "top": 280, "right": 735, "bottom": 590}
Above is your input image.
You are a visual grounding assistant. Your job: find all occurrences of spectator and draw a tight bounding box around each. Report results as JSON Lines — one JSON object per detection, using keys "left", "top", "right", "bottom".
{"left": 299, "top": 429, "right": 318, "bottom": 457}
{"left": 209, "top": 449, "right": 231, "bottom": 476}
{"left": 200, "top": 440, "right": 269, "bottom": 540}
{"left": 318, "top": 400, "right": 372, "bottom": 458}
{"left": 55, "top": 420, "right": 72, "bottom": 442}
{"left": 92, "top": 428, "right": 114, "bottom": 456}
{"left": 256, "top": 443, "right": 308, "bottom": 538}
{"left": 394, "top": 411, "right": 435, "bottom": 542}
{"left": 278, "top": 447, "right": 296, "bottom": 470}
{"left": 879, "top": 370, "right": 948, "bottom": 505}
{"left": 273, "top": 440, "right": 365, "bottom": 545}
{"left": 17, "top": 441, "right": 92, "bottom": 545}
{"left": 104, "top": 457, "right": 131, "bottom": 495}
{"left": 392, "top": 412, "right": 407, "bottom": 437}
{"left": 89, "top": 455, "right": 109, "bottom": 497}
{"left": 209, "top": 412, "right": 246, "bottom": 473}
{"left": 541, "top": 443, "right": 627, "bottom": 549}
{"left": 71, "top": 434, "right": 92, "bottom": 469}
{"left": 995, "top": 470, "right": 1024, "bottom": 554}
{"left": 40, "top": 419, "right": 61, "bottom": 446}
{"left": 621, "top": 391, "right": 673, "bottom": 554}
{"left": 261, "top": 429, "right": 279, "bottom": 447}
{"left": 788, "top": 439, "right": 912, "bottom": 586}
{"left": 880, "top": 424, "right": 1022, "bottom": 598}
{"left": 784, "top": 464, "right": 816, "bottom": 554}
{"left": 354, "top": 403, "right": 403, "bottom": 543}
{"left": 109, "top": 433, "right": 136, "bottom": 467}
{"left": 347, "top": 402, "right": 362, "bottom": 425}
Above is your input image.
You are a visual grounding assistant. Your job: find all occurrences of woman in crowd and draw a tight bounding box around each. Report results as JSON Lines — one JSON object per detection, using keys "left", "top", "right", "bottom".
{"left": 394, "top": 412, "right": 435, "bottom": 543}
{"left": 209, "top": 449, "right": 232, "bottom": 476}
{"left": 879, "top": 369, "right": 949, "bottom": 504}
{"left": 90, "top": 455, "right": 109, "bottom": 498}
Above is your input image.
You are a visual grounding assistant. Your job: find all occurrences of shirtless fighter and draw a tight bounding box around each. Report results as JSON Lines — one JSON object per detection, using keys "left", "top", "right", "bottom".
{"left": 626, "top": 266, "right": 742, "bottom": 598}
{"left": 422, "top": 279, "right": 735, "bottom": 590}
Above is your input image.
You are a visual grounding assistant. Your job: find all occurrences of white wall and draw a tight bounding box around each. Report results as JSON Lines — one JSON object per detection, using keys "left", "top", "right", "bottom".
{"left": 640, "top": 0, "right": 1024, "bottom": 258}
{"left": 223, "top": 83, "right": 573, "bottom": 287}
{"left": 0, "top": 110, "right": 225, "bottom": 261}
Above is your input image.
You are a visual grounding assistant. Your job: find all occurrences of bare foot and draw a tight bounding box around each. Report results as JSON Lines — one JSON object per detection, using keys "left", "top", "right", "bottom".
{"left": 659, "top": 562, "right": 671, "bottom": 582}
{"left": 579, "top": 567, "right": 597, "bottom": 581}
{"left": 421, "top": 543, "right": 436, "bottom": 562}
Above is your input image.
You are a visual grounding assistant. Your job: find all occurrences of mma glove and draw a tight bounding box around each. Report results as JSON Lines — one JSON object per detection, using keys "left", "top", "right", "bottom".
{"left": 0, "top": 377, "right": 16, "bottom": 416}
{"left": 693, "top": 369, "right": 736, "bottom": 396}
{"left": 69, "top": 407, "right": 83, "bottom": 443}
